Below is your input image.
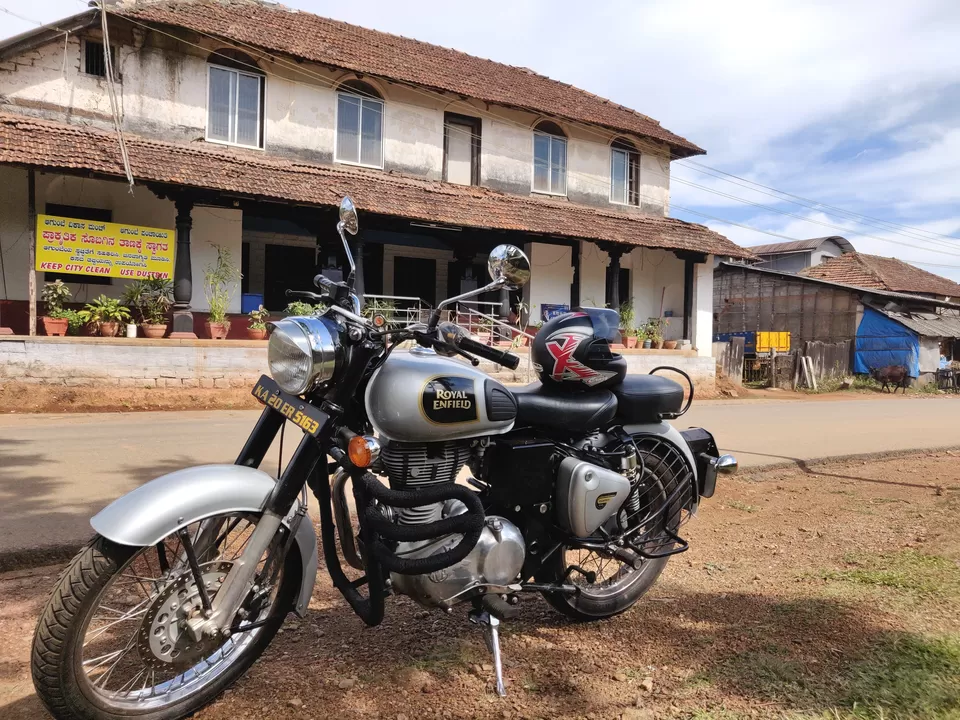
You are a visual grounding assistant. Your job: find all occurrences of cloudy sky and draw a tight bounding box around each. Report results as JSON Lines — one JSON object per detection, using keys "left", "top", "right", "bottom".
{"left": 5, "top": 0, "right": 960, "bottom": 278}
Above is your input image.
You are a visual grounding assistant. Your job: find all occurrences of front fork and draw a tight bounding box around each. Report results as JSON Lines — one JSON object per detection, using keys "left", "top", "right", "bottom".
{"left": 185, "top": 407, "right": 325, "bottom": 640}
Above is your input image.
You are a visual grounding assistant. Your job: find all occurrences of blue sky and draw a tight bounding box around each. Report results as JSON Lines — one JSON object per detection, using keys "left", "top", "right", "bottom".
{"left": 4, "top": 0, "right": 960, "bottom": 279}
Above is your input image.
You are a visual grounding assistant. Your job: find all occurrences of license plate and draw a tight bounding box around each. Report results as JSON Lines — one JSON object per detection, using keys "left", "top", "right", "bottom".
{"left": 251, "top": 375, "right": 327, "bottom": 436}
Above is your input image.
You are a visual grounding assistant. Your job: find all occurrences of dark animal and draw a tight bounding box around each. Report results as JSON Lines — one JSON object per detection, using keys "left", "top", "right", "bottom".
{"left": 871, "top": 365, "right": 909, "bottom": 393}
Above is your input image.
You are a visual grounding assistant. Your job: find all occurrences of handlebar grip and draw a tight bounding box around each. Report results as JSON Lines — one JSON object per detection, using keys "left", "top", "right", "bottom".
{"left": 456, "top": 334, "right": 521, "bottom": 370}
{"left": 314, "top": 273, "right": 334, "bottom": 290}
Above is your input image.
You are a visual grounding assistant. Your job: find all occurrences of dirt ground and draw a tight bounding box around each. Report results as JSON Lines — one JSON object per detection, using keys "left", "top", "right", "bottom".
{"left": 1, "top": 451, "right": 959, "bottom": 720}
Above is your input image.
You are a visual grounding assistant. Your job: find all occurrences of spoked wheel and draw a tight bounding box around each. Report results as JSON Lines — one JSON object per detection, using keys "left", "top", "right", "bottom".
{"left": 537, "top": 437, "right": 693, "bottom": 621}
{"left": 32, "top": 513, "right": 297, "bottom": 720}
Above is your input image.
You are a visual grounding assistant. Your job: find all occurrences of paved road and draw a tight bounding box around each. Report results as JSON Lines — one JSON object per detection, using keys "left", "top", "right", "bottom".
{"left": 1, "top": 396, "right": 957, "bottom": 558}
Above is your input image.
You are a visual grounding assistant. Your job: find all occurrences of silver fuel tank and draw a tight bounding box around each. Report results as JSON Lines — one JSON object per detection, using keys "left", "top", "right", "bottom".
{"left": 364, "top": 347, "right": 517, "bottom": 442}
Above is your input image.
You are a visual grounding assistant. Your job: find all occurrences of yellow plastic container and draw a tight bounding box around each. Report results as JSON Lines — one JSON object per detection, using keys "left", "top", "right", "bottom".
{"left": 756, "top": 331, "right": 790, "bottom": 353}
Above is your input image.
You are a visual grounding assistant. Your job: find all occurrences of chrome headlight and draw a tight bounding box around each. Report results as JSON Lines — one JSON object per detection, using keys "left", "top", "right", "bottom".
{"left": 267, "top": 316, "right": 341, "bottom": 395}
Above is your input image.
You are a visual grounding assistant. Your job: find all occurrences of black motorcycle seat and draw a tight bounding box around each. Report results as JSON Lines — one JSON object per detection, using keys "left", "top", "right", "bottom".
{"left": 510, "top": 382, "right": 618, "bottom": 432}
{"left": 612, "top": 374, "right": 685, "bottom": 423}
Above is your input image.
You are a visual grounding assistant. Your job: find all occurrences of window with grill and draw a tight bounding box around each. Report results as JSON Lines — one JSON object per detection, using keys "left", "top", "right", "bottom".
{"left": 83, "top": 41, "right": 115, "bottom": 78}
{"left": 532, "top": 121, "right": 567, "bottom": 195}
{"left": 335, "top": 80, "right": 384, "bottom": 168}
{"left": 611, "top": 139, "right": 641, "bottom": 206}
{"left": 207, "top": 51, "right": 265, "bottom": 149}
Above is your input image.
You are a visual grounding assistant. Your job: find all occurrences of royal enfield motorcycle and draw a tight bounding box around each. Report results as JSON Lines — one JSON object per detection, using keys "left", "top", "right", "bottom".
{"left": 32, "top": 197, "right": 737, "bottom": 720}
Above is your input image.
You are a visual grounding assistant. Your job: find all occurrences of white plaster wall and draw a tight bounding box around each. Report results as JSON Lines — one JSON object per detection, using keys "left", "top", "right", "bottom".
{"left": 692, "top": 258, "right": 714, "bottom": 356}
{"left": 1, "top": 27, "right": 674, "bottom": 211}
{"left": 0, "top": 168, "right": 242, "bottom": 312}
{"left": 524, "top": 242, "right": 573, "bottom": 322}
{"left": 579, "top": 241, "right": 607, "bottom": 308}
{"left": 630, "top": 248, "right": 684, "bottom": 338}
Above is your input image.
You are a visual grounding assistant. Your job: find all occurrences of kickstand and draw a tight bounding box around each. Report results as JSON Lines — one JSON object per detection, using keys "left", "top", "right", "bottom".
{"left": 468, "top": 609, "right": 506, "bottom": 697}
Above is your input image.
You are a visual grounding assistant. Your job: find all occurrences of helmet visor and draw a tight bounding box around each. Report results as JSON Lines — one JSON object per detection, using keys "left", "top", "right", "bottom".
{"left": 577, "top": 307, "right": 621, "bottom": 343}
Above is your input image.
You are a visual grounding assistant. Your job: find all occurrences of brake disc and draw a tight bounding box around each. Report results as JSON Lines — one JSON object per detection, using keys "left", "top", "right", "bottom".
{"left": 137, "top": 562, "right": 232, "bottom": 671}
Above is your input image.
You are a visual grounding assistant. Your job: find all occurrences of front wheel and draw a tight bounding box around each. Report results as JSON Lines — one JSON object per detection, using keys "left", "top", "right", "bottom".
{"left": 32, "top": 513, "right": 297, "bottom": 720}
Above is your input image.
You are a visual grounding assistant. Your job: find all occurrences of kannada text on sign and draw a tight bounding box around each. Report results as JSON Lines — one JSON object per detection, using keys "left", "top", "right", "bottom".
{"left": 35, "top": 215, "right": 175, "bottom": 280}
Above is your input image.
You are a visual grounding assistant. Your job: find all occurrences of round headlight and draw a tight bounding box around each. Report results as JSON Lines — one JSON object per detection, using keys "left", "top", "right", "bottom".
{"left": 267, "top": 316, "right": 340, "bottom": 395}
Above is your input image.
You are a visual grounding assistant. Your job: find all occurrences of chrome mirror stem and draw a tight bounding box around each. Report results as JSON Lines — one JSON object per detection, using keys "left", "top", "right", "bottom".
{"left": 436, "top": 278, "right": 505, "bottom": 314}
{"left": 337, "top": 221, "right": 357, "bottom": 279}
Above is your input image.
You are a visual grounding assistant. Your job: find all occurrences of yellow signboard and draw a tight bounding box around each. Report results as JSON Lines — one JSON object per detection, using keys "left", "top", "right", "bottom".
{"left": 35, "top": 214, "right": 175, "bottom": 280}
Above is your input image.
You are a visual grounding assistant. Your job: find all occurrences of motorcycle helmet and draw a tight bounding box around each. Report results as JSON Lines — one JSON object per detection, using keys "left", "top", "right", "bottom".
{"left": 531, "top": 308, "right": 627, "bottom": 391}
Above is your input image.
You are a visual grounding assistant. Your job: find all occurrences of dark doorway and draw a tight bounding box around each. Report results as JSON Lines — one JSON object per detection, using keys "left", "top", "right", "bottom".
{"left": 264, "top": 244, "right": 316, "bottom": 310}
{"left": 394, "top": 256, "right": 436, "bottom": 306}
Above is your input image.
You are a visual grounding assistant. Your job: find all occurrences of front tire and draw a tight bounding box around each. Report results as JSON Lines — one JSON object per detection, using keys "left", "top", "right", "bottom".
{"left": 33, "top": 522, "right": 296, "bottom": 720}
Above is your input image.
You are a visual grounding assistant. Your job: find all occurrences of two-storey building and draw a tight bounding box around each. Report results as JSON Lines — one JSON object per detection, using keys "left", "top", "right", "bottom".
{"left": 0, "top": 0, "right": 749, "bottom": 354}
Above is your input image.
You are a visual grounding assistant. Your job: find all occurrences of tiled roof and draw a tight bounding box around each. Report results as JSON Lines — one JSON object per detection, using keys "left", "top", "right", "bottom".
{"left": 0, "top": 113, "right": 750, "bottom": 258}
{"left": 801, "top": 253, "right": 960, "bottom": 298}
{"left": 111, "top": 0, "right": 704, "bottom": 158}
{"left": 749, "top": 236, "right": 855, "bottom": 256}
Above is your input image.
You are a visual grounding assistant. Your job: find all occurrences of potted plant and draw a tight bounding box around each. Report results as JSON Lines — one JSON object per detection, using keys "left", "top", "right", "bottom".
{"left": 122, "top": 277, "right": 173, "bottom": 338}
{"left": 77, "top": 295, "right": 132, "bottom": 337}
{"left": 40, "top": 280, "right": 72, "bottom": 336}
{"left": 637, "top": 327, "right": 651, "bottom": 350}
{"left": 203, "top": 244, "right": 241, "bottom": 340}
{"left": 247, "top": 305, "right": 270, "bottom": 340}
{"left": 645, "top": 318, "right": 664, "bottom": 349}
{"left": 617, "top": 300, "right": 635, "bottom": 346}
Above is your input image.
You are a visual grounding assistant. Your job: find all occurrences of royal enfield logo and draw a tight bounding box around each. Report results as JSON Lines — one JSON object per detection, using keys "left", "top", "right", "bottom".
{"left": 421, "top": 376, "right": 478, "bottom": 424}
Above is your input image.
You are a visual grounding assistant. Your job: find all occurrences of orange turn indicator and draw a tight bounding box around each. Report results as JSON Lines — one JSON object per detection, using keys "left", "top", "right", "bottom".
{"left": 348, "top": 435, "right": 374, "bottom": 467}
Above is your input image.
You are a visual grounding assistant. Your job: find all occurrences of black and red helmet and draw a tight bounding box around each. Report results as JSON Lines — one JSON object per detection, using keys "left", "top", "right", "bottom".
{"left": 531, "top": 308, "right": 627, "bottom": 391}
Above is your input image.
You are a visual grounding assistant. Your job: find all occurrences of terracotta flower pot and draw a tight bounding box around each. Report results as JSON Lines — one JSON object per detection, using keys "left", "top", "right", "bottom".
{"left": 653, "top": 339, "right": 664, "bottom": 349}
{"left": 205, "top": 321, "right": 231, "bottom": 340}
{"left": 40, "top": 316, "right": 68, "bottom": 337}
{"left": 663, "top": 340, "right": 678, "bottom": 350}
{"left": 625, "top": 335, "right": 638, "bottom": 349}
{"left": 247, "top": 327, "right": 267, "bottom": 340}
{"left": 142, "top": 323, "right": 168, "bottom": 339}
{"left": 99, "top": 322, "right": 119, "bottom": 337}
{"left": 83, "top": 322, "right": 98, "bottom": 336}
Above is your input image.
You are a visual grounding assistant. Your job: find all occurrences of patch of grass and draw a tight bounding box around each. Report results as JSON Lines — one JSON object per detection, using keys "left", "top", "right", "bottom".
{"left": 837, "top": 633, "right": 960, "bottom": 719}
{"left": 727, "top": 500, "right": 759, "bottom": 513}
{"left": 851, "top": 375, "right": 882, "bottom": 391}
{"left": 821, "top": 551, "right": 960, "bottom": 597}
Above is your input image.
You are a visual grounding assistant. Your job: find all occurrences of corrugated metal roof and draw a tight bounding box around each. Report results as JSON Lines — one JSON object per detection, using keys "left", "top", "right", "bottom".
{"left": 875, "top": 307, "right": 960, "bottom": 338}
{"left": 749, "top": 236, "right": 855, "bottom": 256}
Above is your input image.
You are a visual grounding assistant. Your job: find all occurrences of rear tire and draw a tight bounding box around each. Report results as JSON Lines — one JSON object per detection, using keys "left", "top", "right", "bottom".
{"left": 32, "top": 529, "right": 297, "bottom": 720}
{"left": 537, "top": 434, "right": 692, "bottom": 621}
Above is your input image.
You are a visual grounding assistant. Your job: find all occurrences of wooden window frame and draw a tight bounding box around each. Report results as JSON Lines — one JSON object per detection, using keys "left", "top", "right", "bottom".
{"left": 442, "top": 112, "right": 481, "bottom": 186}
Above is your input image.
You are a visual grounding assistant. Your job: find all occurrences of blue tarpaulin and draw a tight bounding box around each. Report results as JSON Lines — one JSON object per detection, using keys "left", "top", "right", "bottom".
{"left": 854, "top": 307, "right": 920, "bottom": 377}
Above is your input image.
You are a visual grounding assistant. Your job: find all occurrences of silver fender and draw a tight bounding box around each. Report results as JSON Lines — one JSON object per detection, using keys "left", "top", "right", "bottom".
{"left": 622, "top": 422, "right": 699, "bottom": 510}
{"left": 90, "top": 464, "right": 318, "bottom": 617}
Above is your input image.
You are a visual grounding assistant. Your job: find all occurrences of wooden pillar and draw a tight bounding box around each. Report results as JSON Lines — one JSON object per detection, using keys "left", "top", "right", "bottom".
{"left": 169, "top": 194, "right": 198, "bottom": 338}
{"left": 570, "top": 240, "right": 580, "bottom": 308}
{"left": 27, "top": 169, "right": 36, "bottom": 337}
{"left": 682, "top": 257, "right": 694, "bottom": 340}
{"left": 602, "top": 245, "right": 625, "bottom": 311}
{"left": 353, "top": 238, "right": 365, "bottom": 303}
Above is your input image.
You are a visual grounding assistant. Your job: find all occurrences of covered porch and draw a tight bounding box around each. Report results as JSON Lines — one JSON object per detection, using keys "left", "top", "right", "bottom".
{"left": 0, "top": 112, "right": 749, "bottom": 356}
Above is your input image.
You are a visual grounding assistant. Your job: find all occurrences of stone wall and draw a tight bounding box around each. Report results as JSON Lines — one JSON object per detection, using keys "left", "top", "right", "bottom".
{"left": 0, "top": 337, "right": 266, "bottom": 388}
{"left": 0, "top": 338, "right": 715, "bottom": 391}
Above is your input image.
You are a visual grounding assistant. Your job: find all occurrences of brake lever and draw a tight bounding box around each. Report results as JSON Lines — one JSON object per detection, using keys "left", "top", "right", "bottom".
{"left": 285, "top": 289, "right": 328, "bottom": 302}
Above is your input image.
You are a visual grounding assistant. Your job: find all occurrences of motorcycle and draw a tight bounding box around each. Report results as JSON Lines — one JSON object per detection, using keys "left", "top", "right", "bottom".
{"left": 31, "top": 197, "right": 737, "bottom": 720}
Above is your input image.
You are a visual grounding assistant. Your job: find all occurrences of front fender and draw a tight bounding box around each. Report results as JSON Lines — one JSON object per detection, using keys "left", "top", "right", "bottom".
{"left": 91, "top": 464, "right": 318, "bottom": 617}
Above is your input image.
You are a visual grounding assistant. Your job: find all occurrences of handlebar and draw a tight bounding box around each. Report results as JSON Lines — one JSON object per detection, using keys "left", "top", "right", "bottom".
{"left": 438, "top": 322, "right": 520, "bottom": 370}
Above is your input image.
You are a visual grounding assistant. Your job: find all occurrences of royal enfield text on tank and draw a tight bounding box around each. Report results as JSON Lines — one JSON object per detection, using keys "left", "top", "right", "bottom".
{"left": 32, "top": 197, "right": 736, "bottom": 720}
